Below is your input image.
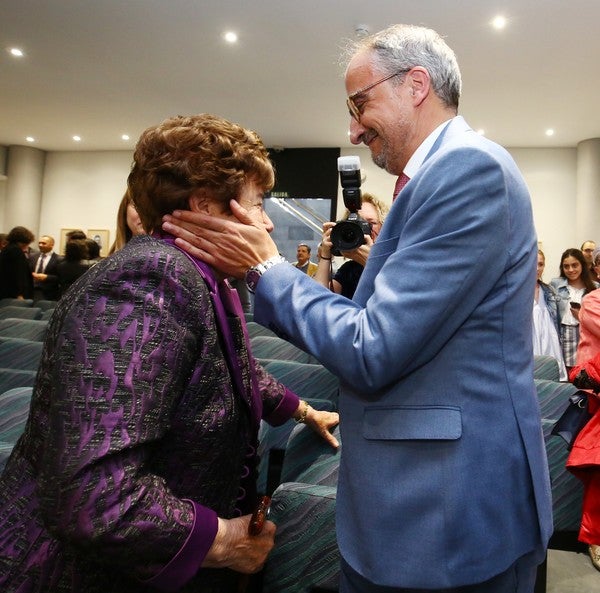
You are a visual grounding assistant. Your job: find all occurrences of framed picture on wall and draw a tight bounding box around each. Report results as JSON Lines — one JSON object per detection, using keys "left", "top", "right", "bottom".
{"left": 59, "top": 228, "right": 79, "bottom": 255}
{"left": 87, "top": 229, "right": 110, "bottom": 257}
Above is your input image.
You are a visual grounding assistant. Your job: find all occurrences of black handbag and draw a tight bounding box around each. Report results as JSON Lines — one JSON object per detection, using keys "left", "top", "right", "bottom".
{"left": 551, "top": 390, "right": 592, "bottom": 448}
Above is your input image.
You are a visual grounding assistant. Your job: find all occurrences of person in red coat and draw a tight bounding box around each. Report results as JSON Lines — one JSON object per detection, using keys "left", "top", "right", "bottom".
{"left": 568, "top": 282, "right": 600, "bottom": 571}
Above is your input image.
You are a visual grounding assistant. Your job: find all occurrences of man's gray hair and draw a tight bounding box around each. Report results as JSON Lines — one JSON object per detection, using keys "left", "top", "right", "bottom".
{"left": 344, "top": 24, "right": 462, "bottom": 110}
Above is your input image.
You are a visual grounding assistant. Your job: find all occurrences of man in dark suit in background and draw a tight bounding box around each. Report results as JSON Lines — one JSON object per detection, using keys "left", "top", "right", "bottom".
{"left": 30, "top": 235, "right": 61, "bottom": 301}
{"left": 163, "top": 23, "right": 552, "bottom": 593}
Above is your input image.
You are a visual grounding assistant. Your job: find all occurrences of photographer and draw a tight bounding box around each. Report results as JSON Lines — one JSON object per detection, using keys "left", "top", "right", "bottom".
{"left": 314, "top": 193, "right": 388, "bottom": 298}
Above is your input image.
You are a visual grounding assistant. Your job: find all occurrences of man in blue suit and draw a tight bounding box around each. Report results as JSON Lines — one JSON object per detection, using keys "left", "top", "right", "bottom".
{"left": 164, "top": 24, "right": 552, "bottom": 593}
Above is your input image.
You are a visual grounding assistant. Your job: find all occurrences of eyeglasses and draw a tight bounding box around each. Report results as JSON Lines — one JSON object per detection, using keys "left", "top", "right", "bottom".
{"left": 346, "top": 69, "right": 410, "bottom": 122}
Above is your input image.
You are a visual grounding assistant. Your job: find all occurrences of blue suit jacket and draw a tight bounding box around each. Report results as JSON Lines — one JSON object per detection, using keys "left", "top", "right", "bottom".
{"left": 255, "top": 117, "right": 552, "bottom": 588}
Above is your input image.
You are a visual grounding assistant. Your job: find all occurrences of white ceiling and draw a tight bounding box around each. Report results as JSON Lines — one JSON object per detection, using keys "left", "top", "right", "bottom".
{"left": 1, "top": 0, "right": 599, "bottom": 152}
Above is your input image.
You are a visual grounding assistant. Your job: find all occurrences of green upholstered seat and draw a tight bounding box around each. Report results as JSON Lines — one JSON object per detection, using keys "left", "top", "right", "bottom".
{"left": 0, "top": 299, "right": 34, "bottom": 308}
{"left": 0, "top": 338, "right": 43, "bottom": 371}
{"left": 246, "top": 321, "right": 278, "bottom": 338}
{"left": 0, "top": 369, "right": 37, "bottom": 394}
{"left": 533, "top": 355, "right": 560, "bottom": 382}
{"left": 263, "top": 482, "right": 339, "bottom": 593}
{"left": 535, "top": 379, "right": 584, "bottom": 532}
{"left": 280, "top": 423, "right": 341, "bottom": 487}
{"left": 0, "top": 386, "right": 33, "bottom": 472}
{"left": 0, "top": 319, "right": 49, "bottom": 341}
{"left": 0, "top": 307, "right": 43, "bottom": 320}
{"left": 251, "top": 335, "right": 320, "bottom": 364}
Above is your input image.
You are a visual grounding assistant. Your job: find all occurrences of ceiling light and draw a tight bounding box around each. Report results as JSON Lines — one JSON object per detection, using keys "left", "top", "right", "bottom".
{"left": 545, "top": 129, "right": 555, "bottom": 137}
{"left": 477, "top": 129, "right": 485, "bottom": 136}
{"left": 223, "top": 31, "right": 238, "bottom": 43}
{"left": 491, "top": 15, "right": 507, "bottom": 30}
{"left": 121, "top": 134, "right": 130, "bottom": 141}
{"left": 72, "top": 135, "right": 82, "bottom": 142}
{"left": 8, "top": 47, "right": 24, "bottom": 57}
{"left": 25, "top": 136, "right": 35, "bottom": 143}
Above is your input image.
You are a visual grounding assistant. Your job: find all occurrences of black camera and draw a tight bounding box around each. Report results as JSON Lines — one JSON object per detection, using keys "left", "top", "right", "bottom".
{"left": 331, "top": 156, "right": 371, "bottom": 255}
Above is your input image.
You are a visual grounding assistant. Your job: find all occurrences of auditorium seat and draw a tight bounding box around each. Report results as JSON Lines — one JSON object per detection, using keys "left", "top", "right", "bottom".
{"left": 257, "top": 397, "right": 335, "bottom": 495}
{"left": 246, "top": 321, "right": 278, "bottom": 338}
{"left": 0, "top": 319, "right": 49, "bottom": 341}
{"left": 533, "top": 355, "right": 561, "bottom": 382}
{"left": 251, "top": 335, "right": 320, "bottom": 364}
{"left": 0, "top": 298, "right": 34, "bottom": 308}
{"left": 33, "top": 299, "right": 58, "bottom": 311}
{"left": 0, "top": 386, "right": 33, "bottom": 472}
{"left": 0, "top": 369, "right": 36, "bottom": 398}
{"left": 263, "top": 482, "right": 339, "bottom": 593}
{"left": 280, "top": 424, "right": 341, "bottom": 487}
{"left": 0, "top": 306, "right": 43, "bottom": 320}
{"left": 0, "top": 338, "right": 44, "bottom": 371}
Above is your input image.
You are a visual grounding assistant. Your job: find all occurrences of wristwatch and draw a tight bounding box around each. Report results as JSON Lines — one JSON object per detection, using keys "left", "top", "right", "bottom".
{"left": 245, "top": 255, "right": 287, "bottom": 293}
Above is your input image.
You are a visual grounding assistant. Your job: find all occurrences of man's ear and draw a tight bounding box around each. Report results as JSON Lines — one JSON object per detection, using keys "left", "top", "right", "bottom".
{"left": 406, "top": 67, "right": 430, "bottom": 106}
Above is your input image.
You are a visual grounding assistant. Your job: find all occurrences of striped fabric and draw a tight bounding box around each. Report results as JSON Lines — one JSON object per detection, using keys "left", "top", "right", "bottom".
{"left": 257, "top": 398, "right": 334, "bottom": 494}
{"left": 281, "top": 424, "right": 341, "bottom": 486}
{"left": 246, "top": 321, "right": 278, "bottom": 338}
{"left": 0, "top": 338, "right": 43, "bottom": 371}
{"left": 0, "top": 369, "right": 37, "bottom": 394}
{"left": 263, "top": 482, "right": 339, "bottom": 593}
{"left": 0, "top": 386, "right": 33, "bottom": 472}
{"left": 535, "top": 379, "right": 584, "bottom": 532}
{"left": 251, "top": 336, "right": 320, "bottom": 364}
{"left": 0, "top": 307, "right": 43, "bottom": 320}
{"left": 261, "top": 360, "right": 339, "bottom": 407}
{"left": 0, "top": 319, "right": 49, "bottom": 341}
{"left": 533, "top": 355, "right": 561, "bottom": 382}
{"left": 0, "top": 299, "right": 34, "bottom": 308}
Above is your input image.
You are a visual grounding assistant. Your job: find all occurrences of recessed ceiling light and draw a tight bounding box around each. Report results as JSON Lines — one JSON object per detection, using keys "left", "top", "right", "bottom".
{"left": 223, "top": 31, "right": 238, "bottom": 43}
{"left": 491, "top": 15, "right": 507, "bottom": 30}
{"left": 72, "top": 135, "right": 82, "bottom": 142}
{"left": 477, "top": 129, "right": 485, "bottom": 136}
{"left": 121, "top": 134, "right": 130, "bottom": 141}
{"left": 25, "top": 136, "right": 35, "bottom": 143}
{"left": 545, "top": 129, "right": 555, "bottom": 137}
{"left": 8, "top": 47, "right": 25, "bottom": 57}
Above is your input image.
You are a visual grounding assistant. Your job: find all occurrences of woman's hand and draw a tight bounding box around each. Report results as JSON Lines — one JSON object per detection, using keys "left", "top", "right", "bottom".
{"left": 295, "top": 401, "right": 340, "bottom": 449}
{"left": 203, "top": 514, "right": 277, "bottom": 574}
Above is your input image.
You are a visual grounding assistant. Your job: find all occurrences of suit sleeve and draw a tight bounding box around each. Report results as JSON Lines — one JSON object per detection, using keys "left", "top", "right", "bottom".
{"left": 255, "top": 147, "right": 523, "bottom": 392}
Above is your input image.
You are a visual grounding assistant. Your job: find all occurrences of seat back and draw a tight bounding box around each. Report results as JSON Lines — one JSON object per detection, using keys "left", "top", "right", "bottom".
{"left": 0, "top": 319, "right": 49, "bottom": 341}
{"left": 534, "top": 355, "right": 560, "bottom": 381}
{"left": 0, "top": 338, "right": 44, "bottom": 371}
{"left": 280, "top": 423, "right": 341, "bottom": 486}
{"left": 0, "top": 306, "right": 43, "bottom": 320}
{"left": 251, "top": 335, "right": 319, "bottom": 364}
{"left": 535, "top": 379, "right": 584, "bottom": 531}
{"left": 262, "top": 359, "right": 339, "bottom": 407}
{"left": 263, "top": 482, "right": 339, "bottom": 593}
{"left": 0, "top": 298, "right": 34, "bottom": 308}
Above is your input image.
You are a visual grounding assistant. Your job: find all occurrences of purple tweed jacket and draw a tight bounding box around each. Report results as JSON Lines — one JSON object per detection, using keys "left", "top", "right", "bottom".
{"left": 0, "top": 234, "right": 298, "bottom": 592}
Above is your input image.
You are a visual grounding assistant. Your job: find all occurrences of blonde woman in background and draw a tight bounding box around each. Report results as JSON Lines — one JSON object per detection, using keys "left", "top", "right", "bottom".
{"left": 108, "top": 190, "right": 145, "bottom": 254}
{"left": 315, "top": 193, "right": 388, "bottom": 298}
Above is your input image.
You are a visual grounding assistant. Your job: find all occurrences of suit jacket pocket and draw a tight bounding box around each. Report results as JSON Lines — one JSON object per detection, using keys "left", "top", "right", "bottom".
{"left": 363, "top": 405, "right": 462, "bottom": 440}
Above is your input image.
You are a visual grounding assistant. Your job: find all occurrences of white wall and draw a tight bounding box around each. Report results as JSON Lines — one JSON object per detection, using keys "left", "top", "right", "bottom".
{"left": 509, "top": 147, "right": 578, "bottom": 278}
{"left": 39, "top": 151, "right": 133, "bottom": 252}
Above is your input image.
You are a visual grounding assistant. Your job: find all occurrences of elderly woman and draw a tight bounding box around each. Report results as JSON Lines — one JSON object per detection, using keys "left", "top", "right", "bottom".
{"left": 0, "top": 114, "right": 339, "bottom": 592}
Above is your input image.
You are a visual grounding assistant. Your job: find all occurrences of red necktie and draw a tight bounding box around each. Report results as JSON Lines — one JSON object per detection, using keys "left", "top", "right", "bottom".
{"left": 393, "top": 173, "right": 410, "bottom": 202}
